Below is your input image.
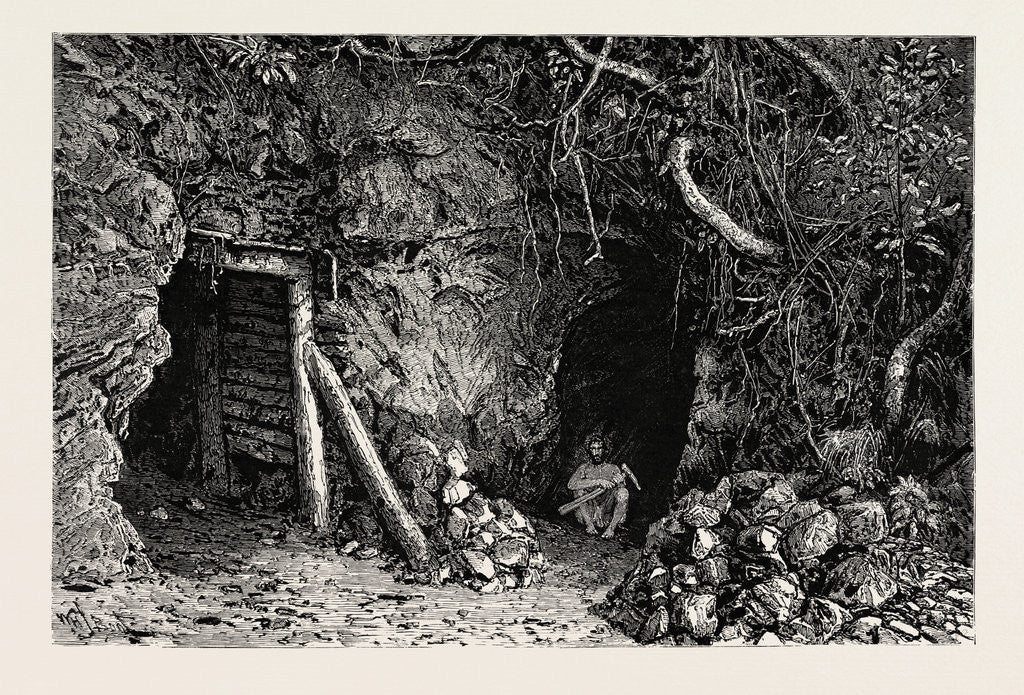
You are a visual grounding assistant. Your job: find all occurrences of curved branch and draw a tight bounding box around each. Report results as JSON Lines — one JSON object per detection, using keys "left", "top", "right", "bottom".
{"left": 765, "top": 38, "right": 855, "bottom": 127}
{"left": 882, "top": 237, "right": 973, "bottom": 436}
{"left": 563, "top": 37, "right": 659, "bottom": 89}
{"left": 666, "top": 137, "right": 785, "bottom": 262}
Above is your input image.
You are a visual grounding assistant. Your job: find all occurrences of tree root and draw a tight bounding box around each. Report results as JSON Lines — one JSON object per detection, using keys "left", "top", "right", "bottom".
{"left": 882, "top": 238, "right": 973, "bottom": 436}
{"left": 764, "top": 38, "right": 855, "bottom": 128}
{"left": 666, "top": 137, "right": 785, "bottom": 262}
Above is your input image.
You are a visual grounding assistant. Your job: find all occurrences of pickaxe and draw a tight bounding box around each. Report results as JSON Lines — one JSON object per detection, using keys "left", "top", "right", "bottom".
{"left": 558, "top": 462, "right": 641, "bottom": 516}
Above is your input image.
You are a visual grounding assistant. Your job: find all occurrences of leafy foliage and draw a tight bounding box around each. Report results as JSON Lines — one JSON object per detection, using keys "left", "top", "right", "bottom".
{"left": 888, "top": 474, "right": 947, "bottom": 541}
{"left": 214, "top": 35, "right": 298, "bottom": 85}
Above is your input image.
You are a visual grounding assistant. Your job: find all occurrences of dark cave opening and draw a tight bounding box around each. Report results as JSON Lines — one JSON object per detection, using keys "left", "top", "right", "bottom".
{"left": 123, "top": 262, "right": 200, "bottom": 480}
{"left": 554, "top": 268, "right": 701, "bottom": 535}
{"left": 122, "top": 262, "right": 305, "bottom": 513}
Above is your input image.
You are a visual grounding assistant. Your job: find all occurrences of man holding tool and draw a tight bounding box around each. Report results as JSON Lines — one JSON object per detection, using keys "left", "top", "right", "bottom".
{"left": 562, "top": 434, "right": 640, "bottom": 538}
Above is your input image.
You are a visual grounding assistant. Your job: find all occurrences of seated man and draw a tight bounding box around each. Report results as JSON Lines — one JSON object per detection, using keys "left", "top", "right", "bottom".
{"left": 567, "top": 435, "right": 630, "bottom": 538}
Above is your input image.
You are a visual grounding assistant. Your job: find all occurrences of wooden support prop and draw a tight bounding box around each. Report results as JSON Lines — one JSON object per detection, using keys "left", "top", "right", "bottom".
{"left": 304, "top": 342, "right": 435, "bottom": 572}
{"left": 190, "top": 265, "right": 230, "bottom": 494}
{"left": 287, "top": 277, "right": 330, "bottom": 530}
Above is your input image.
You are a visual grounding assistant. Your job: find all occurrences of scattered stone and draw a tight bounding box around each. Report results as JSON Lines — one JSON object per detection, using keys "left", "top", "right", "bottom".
{"left": 150, "top": 507, "right": 169, "bottom": 520}
{"left": 848, "top": 616, "right": 883, "bottom": 642}
{"left": 340, "top": 540, "right": 360, "bottom": 555}
{"left": 185, "top": 497, "right": 206, "bottom": 512}
{"left": 957, "top": 625, "right": 975, "bottom": 640}
{"left": 355, "top": 547, "right": 379, "bottom": 560}
{"left": 756, "top": 631, "right": 784, "bottom": 646}
{"left": 888, "top": 620, "right": 920, "bottom": 639}
{"left": 836, "top": 501, "right": 889, "bottom": 545}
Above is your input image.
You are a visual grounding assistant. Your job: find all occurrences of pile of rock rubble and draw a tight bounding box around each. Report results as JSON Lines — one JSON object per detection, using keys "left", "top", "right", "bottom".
{"left": 598, "top": 469, "right": 974, "bottom": 644}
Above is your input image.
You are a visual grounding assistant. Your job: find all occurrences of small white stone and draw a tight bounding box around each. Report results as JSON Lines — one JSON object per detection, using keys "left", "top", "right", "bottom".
{"left": 888, "top": 620, "right": 920, "bottom": 639}
{"left": 957, "top": 625, "right": 975, "bottom": 640}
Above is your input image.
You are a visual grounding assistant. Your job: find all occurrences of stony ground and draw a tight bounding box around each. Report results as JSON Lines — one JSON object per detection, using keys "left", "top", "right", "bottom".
{"left": 52, "top": 462, "right": 974, "bottom": 647}
{"left": 52, "top": 462, "right": 642, "bottom": 646}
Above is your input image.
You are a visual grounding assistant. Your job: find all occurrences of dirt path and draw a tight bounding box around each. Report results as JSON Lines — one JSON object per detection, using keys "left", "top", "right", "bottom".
{"left": 52, "top": 463, "right": 642, "bottom": 646}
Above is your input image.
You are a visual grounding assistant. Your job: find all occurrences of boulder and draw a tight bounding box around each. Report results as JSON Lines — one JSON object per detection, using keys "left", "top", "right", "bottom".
{"left": 786, "top": 597, "right": 851, "bottom": 643}
{"left": 691, "top": 527, "right": 721, "bottom": 560}
{"left": 608, "top": 603, "right": 646, "bottom": 637}
{"left": 648, "top": 565, "right": 670, "bottom": 591}
{"left": 676, "top": 594, "right": 718, "bottom": 638}
{"left": 823, "top": 554, "right": 898, "bottom": 608}
{"left": 783, "top": 510, "right": 839, "bottom": 562}
{"left": 446, "top": 507, "right": 470, "bottom": 540}
{"left": 680, "top": 503, "right": 722, "bottom": 527}
{"left": 696, "top": 557, "right": 730, "bottom": 586}
{"left": 491, "top": 538, "right": 529, "bottom": 568}
{"left": 835, "top": 501, "right": 889, "bottom": 545}
{"left": 775, "top": 499, "right": 823, "bottom": 530}
{"left": 637, "top": 606, "right": 670, "bottom": 643}
{"left": 462, "top": 495, "right": 496, "bottom": 527}
{"left": 459, "top": 550, "right": 496, "bottom": 580}
{"left": 750, "top": 479, "right": 798, "bottom": 520}
{"left": 441, "top": 479, "right": 473, "bottom": 506}
{"left": 673, "top": 563, "right": 699, "bottom": 588}
{"left": 847, "top": 615, "right": 883, "bottom": 642}
{"left": 705, "top": 475, "right": 734, "bottom": 514}
{"left": 736, "top": 524, "right": 782, "bottom": 555}
{"left": 444, "top": 440, "right": 469, "bottom": 479}
{"left": 736, "top": 552, "right": 789, "bottom": 584}
{"left": 750, "top": 574, "right": 805, "bottom": 624}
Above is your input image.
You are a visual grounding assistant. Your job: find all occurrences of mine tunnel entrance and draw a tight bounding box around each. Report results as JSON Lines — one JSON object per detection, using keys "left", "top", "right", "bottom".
{"left": 554, "top": 270, "right": 700, "bottom": 536}
{"left": 125, "top": 263, "right": 301, "bottom": 506}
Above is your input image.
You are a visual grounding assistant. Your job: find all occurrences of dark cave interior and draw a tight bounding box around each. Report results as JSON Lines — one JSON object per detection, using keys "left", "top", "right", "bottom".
{"left": 553, "top": 271, "right": 699, "bottom": 532}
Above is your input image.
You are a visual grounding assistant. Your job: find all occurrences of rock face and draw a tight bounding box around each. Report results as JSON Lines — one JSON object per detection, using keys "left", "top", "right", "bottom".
{"left": 598, "top": 470, "right": 973, "bottom": 645}
{"left": 53, "top": 36, "right": 188, "bottom": 577}
{"left": 52, "top": 36, "right": 594, "bottom": 580}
